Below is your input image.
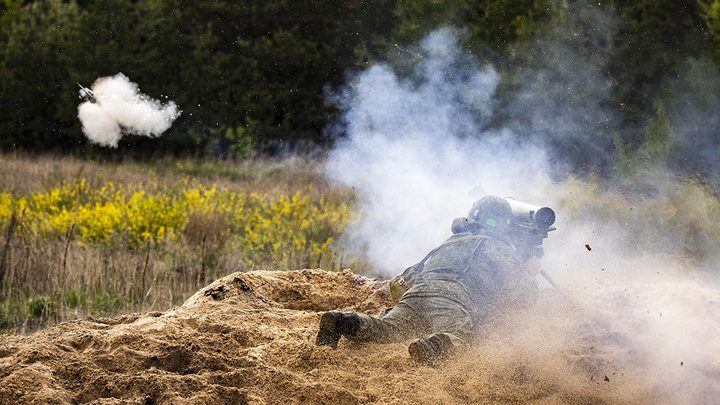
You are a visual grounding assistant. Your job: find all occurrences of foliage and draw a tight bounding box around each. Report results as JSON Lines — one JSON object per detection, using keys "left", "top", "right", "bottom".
{"left": 613, "top": 100, "right": 677, "bottom": 175}
{"left": 700, "top": 0, "right": 720, "bottom": 50}
{"left": 555, "top": 174, "right": 720, "bottom": 259}
{"left": 394, "top": 0, "right": 555, "bottom": 49}
{"left": 0, "top": 289, "right": 123, "bottom": 332}
{"left": 0, "top": 0, "right": 397, "bottom": 154}
{"left": 0, "top": 159, "right": 356, "bottom": 333}
{"left": 63, "top": 287, "right": 87, "bottom": 309}
{"left": 0, "top": 191, "right": 12, "bottom": 224}
{"left": 0, "top": 179, "right": 354, "bottom": 268}
{"left": 207, "top": 124, "right": 258, "bottom": 161}
{"left": 1, "top": 0, "right": 718, "bottom": 184}
{"left": 0, "top": 0, "right": 83, "bottom": 150}
{"left": 607, "top": 0, "right": 708, "bottom": 124}
{"left": 88, "top": 291, "right": 124, "bottom": 315}
{"left": 26, "top": 295, "right": 54, "bottom": 318}
{"left": 641, "top": 101, "right": 675, "bottom": 162}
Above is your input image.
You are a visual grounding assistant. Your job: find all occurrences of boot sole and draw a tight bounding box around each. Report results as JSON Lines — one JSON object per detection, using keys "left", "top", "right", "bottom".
{"left": 319, "top": 311, "right": 339, "bottom": 331}
{"left": 408, "top": 340, "right": 431, "bottom": 365}
{"left": 315, "top": 311, "right": 341, "bottom": 349}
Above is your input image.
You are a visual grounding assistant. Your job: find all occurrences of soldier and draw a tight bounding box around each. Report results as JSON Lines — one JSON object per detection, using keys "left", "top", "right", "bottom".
{"left": 315, "top": 195, "right": 546, "bottom": 365}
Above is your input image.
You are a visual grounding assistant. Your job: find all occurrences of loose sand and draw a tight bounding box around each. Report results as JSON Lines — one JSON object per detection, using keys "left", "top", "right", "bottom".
{"left": 1, "top": 269, "right": 705, "bottom": 404}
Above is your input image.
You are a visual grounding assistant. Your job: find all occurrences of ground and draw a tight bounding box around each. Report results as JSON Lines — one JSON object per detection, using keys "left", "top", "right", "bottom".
{"left": 0, "top": 269, "right": 699, "bottom": 404}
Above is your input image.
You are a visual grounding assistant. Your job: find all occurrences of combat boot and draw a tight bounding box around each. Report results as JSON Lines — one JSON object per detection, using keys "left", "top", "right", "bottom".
{"left": 315, "top": 310, "right": 360, "bottom": 349}
{"left": 407, "top": 333, "right": 454, "bottom": 366}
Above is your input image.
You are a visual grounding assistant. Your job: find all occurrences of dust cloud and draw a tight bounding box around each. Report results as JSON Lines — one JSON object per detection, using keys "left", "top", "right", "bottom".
{"left": 77, "top": 73, "right": 180, "bottom": 147}
{"left": 325, "top": 26, "right": 720, "bottom": 403}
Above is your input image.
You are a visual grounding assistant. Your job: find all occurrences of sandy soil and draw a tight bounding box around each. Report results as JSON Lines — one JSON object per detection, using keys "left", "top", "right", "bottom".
{"left": 0, "top": 269, "right": 706, "bottom": 404}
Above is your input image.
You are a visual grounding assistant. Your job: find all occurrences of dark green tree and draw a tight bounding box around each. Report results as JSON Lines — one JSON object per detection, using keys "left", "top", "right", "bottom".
{"left": 0, "top": 0, "right": 83, "bottom": 150}
{"left": 608, "top": 0, "right": 709, "bottom": 124}
{"left": 700, "top": 0, "right": 720, "bottom": 49}
{"left": 0, "top": 0, "right": 398, "bottom": 155}
{"left": 394, "top": 0, "right": 555, "bottom": 50}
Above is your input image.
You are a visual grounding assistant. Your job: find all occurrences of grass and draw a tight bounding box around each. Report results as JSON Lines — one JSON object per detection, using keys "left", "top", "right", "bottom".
{"left": 0, "top": 152, "right": 357, "bottom": 334}
{"left": 0, "top": 152, "right": 331, "bottom": 199}
{"left": 2, "top": 152, "right": 719, "bottom": 334}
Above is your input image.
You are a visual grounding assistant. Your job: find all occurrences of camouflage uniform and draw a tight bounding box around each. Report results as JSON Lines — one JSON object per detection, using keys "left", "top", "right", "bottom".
{"left": 347, "top": 230, "right": 538, "bottom": 352}
{"left": 316, "top": 195, "right": 543, "bottom": 364}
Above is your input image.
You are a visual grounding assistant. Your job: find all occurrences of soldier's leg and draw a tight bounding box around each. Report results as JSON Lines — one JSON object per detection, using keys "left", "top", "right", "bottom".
{"left": 408, "top": 297, "right": 474, "bottom": 365}
{"left": 348, "top": 298, "right": 426, "bottom": 343}
{"left": 316, "top": 298, "right": 425, "bottom": 348}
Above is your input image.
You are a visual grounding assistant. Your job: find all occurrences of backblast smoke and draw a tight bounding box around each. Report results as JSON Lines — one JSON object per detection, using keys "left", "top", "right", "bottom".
{"left": 325, "top": 25, "right": 720, "bottom": 403}
{"left": 77, "top": 73, "right": 180, "bottom": 147}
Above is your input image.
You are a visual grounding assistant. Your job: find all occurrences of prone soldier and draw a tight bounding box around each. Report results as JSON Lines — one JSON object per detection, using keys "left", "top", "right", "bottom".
{"left": 315, "top": 195, "right": 556, "bottom": 365}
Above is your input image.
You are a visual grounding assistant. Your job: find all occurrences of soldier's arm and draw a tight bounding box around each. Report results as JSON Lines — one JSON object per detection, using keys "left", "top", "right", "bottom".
{"left": 471, "top": 238, "right": 539, "bottom": 307}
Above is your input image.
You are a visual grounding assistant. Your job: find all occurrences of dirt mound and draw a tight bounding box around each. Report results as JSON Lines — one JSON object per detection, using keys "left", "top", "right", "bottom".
{"left": 0, "top": 269, "right": 689, "bottom": 404}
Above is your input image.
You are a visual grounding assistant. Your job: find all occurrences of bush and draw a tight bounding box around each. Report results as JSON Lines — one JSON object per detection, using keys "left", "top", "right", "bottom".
{"left": 0, "top": 179, "right": 355, "bottom": 270}
{"left": 63, "top": 288, "right": 88, "bottom": 309}
{"left": 26, "top": 295, "right": 55, "bottom": 318}
{"left": 89, "top": 292, "right": 124, "bottom": 315}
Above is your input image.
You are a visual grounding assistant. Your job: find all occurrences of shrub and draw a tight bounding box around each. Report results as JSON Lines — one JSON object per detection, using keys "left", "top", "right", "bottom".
{"left": 0, "top": 179, "right": 355, "bottom": 269}
{"left": 63, "top": 288, "right": 88, "bottom": 309}
{"left": 26, "top": 295, "right": 55, "bottom": 318}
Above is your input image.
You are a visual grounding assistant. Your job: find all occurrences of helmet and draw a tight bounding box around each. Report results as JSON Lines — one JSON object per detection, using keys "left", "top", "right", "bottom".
{"left": 468, "top": 195, "right": 512, "bottom": 234}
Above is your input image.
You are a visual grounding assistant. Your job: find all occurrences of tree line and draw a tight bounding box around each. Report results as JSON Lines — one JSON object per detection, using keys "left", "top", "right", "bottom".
{"left": 2, "top": 0, "right": 720, "bottom": 177}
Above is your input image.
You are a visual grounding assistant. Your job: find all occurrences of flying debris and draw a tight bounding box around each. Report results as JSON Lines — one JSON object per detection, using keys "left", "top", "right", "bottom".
{"left": 77, "top": 83, "right": 95, "bottom": 103}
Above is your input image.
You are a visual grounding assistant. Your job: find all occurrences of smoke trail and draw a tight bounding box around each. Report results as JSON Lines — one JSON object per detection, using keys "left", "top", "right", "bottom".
{"left": 77, "top": 73, "right": 180, "bottom": 147}
{"left": 325, "top": 24, "right": 720, "bottom": 402}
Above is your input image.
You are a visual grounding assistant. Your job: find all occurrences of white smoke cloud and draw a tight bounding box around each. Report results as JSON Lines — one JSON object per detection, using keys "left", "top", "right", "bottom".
{"left": 325, "top": 25, "right": 720, "bottom": 402}
{"left": 77, "top": 73, "right": 180, "bottom": 147}
{"left": 327, "top": 28, "right": 549, "bottom": 273}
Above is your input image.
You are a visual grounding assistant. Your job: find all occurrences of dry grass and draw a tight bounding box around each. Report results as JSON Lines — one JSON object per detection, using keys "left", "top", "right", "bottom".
{"left": 0, "top": 152, "right": 331, "bottom": 198}
{"left": 0, "top": 152, "right": 344, "bottom": 334}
